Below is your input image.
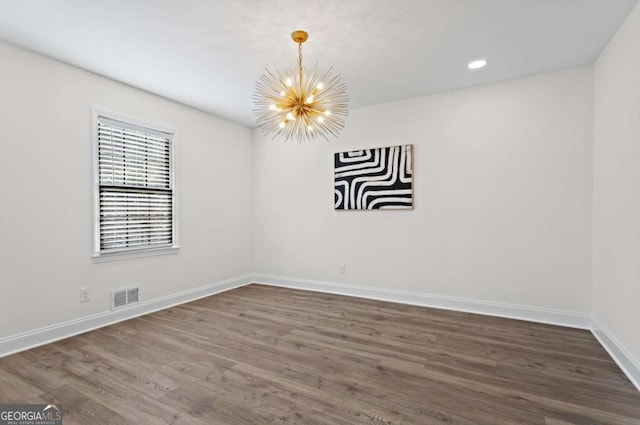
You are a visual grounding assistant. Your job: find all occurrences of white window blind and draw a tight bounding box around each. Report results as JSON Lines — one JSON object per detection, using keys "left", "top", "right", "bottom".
{"left": 96, "top": 116, "right": 175, "bottom": 255}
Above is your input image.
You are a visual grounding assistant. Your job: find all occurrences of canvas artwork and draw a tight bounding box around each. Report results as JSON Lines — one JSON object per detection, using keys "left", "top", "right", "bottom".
{"left": 334, "top": 144, "right": 413, "bottom": 210}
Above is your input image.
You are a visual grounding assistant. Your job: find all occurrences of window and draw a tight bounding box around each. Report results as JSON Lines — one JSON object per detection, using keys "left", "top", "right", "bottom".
{"left": 93, "top": 109, "right": 178, "bottom": 259}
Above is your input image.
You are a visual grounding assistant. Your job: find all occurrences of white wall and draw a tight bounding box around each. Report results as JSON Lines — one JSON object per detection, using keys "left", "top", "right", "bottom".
{"left": 253, "top": 66, "right": 594, "bottom": 314}
{"left": 0, "top": 41, "right": 253, "bottom": 339}
{"left": 593, "top": 2, "right": 640, "bottom": 370}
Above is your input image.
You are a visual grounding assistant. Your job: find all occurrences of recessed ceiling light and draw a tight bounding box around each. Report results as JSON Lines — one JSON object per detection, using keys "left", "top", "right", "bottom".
{"left": 468, "top": 59, "right": 487, "bottom": 70}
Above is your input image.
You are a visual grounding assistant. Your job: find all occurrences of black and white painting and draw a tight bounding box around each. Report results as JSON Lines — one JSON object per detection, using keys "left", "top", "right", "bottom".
{"left": 334, "top": 145, "right": 413, "bottom": 210}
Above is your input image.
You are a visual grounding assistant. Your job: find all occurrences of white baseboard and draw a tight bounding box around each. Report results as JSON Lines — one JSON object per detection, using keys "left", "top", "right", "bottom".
{"left": 253, "top": 274, "right": 591, "bottom": 329}
{"left": 0, "top": 274, "right": 254, "bottom": 358}
{"left": 591, "top": 317, "right": 640, "bottom": 392}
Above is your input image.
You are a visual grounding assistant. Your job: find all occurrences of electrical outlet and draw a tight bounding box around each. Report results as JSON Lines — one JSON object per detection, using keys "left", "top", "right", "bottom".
{"left": 338, "top": 263, "right": 346, "bottom": 274}
{"left": 80, "top": 287, "right": 90, "bottom": 303}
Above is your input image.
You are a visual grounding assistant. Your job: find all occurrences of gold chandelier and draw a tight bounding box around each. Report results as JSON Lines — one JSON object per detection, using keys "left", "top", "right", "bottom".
{"left": 253, "top": 30, "right": 349, "bottom": 142}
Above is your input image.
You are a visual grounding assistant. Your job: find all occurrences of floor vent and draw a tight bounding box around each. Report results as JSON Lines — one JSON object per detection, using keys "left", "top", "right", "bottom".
{"left": 111, "top": 287, "right": 140, "bottom": 310}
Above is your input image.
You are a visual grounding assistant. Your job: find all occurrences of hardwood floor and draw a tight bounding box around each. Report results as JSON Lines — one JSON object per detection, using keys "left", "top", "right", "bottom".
{"left": 0, "top": 284, "right": 638, "bottom": 424}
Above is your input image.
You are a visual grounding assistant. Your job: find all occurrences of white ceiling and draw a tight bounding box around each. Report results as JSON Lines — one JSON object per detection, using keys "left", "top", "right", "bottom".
{"left": 0, "top": 0, "right": 637, "bottom": 127}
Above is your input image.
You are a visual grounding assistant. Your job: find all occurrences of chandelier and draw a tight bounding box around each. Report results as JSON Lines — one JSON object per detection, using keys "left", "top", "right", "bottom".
{"left": 253, "top": 30, "right": 349, "bottom": 142}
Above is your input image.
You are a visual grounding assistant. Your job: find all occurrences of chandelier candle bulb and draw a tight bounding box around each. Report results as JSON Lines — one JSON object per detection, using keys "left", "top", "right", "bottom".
{"left": 253, "top": 29, "right": 349, "bottom": 142}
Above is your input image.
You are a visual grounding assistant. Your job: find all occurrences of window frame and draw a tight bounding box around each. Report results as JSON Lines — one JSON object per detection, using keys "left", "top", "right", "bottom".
{"left": 91, "top": 108, "right": 179, "bottom": 261}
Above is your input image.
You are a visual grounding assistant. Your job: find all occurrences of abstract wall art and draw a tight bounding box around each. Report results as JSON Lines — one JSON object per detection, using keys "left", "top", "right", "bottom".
{"left": 334, "top": 144, "right": 413, "bottom": 210}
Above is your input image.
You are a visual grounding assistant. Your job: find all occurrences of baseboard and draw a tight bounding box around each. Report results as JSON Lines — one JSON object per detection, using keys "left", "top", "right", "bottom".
{"left": 253, "top": 274, "right": 591, "bottom": 330}
{"left": 0, "top": 274, "right": 254, "bottom": 358}
{"left": 591, "top": 317, "right": 640, "bottom": 392}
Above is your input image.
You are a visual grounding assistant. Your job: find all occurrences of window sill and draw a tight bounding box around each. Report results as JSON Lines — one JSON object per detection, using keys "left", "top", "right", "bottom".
{"left": 92, "top": 246, "right": 180, "bottom": 263}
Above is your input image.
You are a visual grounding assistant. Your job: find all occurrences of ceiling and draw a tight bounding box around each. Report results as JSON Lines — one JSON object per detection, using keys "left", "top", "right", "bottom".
{"left": 0, "top": 0, "right": 637, "bottom": 127}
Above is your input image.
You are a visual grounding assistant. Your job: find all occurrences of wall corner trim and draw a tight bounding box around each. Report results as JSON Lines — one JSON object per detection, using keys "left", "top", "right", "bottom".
{"left": 253, "top": 274, "right": 591, "bottom": 330}
{"left": 0, "top": 274, "right": 254, "bottom": 358}
{"left": 591, "top": 317, "right": 640, "bottom": 392}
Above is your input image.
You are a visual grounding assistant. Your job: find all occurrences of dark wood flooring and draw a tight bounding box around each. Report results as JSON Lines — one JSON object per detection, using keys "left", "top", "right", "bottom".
{"left": 0, "top": 284, "right": 639, "bottom": 424}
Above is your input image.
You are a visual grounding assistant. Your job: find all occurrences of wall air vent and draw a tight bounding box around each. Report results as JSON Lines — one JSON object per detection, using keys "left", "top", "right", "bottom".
{"left": 111, "top": 287, "right": 140, "bottom": 310}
